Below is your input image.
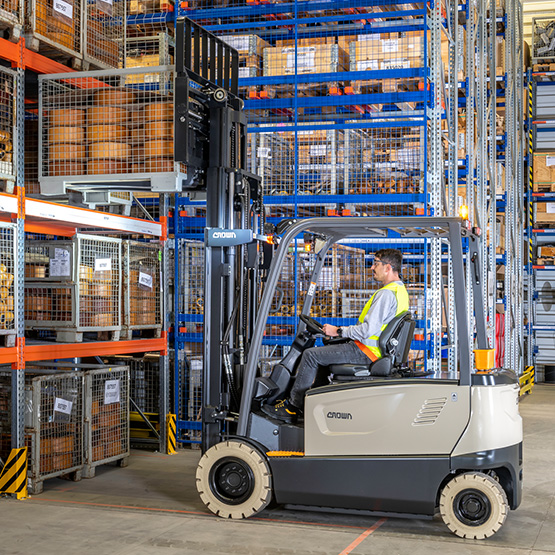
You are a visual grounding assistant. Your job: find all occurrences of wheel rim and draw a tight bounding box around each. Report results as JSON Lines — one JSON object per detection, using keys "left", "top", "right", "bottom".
{"left": 453, "top": 488, "right": 492, "bottom": 527}
{"left": 209, "top": 456, "right": 255, "bottom": 506}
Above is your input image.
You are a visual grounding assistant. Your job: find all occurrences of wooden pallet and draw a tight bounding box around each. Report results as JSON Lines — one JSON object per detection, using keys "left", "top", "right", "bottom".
{"left": 533, "top": 182, "right": 555, "bottom": 192}
{"left": 120, "top": 326, "right": 162, "bottom": 340}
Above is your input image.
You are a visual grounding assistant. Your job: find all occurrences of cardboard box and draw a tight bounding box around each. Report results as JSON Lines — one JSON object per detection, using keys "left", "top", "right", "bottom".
{"left": 538, "top": 246, "right": 555, "bottom": 258}
{"left": 350, "top": 34, "right": 424, "bottom": 72}
{"left": 533, "top": 153, "right": 555, "bottom": 189}
{"left": 264, "top": 44, "right": 348, "bottom": 76}
{"left": 223, "top": 34, "right": 270, "bottom": 56}
{"left": 536, "top": 202, "right": 555, "bottom": 224}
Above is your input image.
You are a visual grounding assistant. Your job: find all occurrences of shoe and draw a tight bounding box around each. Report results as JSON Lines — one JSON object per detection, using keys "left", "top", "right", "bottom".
{"left": 261, "top": 399, "right": 299, "bottom": 423}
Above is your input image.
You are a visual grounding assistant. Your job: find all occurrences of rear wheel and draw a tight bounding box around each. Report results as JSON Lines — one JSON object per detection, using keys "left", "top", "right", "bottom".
{"left": 196, "top": 440, "right": 272, "bottom": 519}
{"left": 439, "top": 472, "right": 509, "bottom": 539}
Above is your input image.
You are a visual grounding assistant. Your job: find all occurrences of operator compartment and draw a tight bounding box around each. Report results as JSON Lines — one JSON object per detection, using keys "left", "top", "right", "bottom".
{"left": 304, "top": 379, "right": 470, "bottom": 457}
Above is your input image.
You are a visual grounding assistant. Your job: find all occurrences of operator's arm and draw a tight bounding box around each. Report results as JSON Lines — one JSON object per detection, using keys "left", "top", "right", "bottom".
{"left": 342, "top": 289, "right": 398, "bottom": 342}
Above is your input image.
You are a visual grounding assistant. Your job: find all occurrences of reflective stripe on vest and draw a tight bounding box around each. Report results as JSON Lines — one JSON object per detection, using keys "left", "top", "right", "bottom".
{"left": 355, "top": 281, "right": 409, "bottom": 360}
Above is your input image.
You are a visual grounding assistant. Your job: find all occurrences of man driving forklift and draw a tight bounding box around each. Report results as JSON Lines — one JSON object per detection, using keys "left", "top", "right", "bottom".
{"left": 262, "top": 248, "right": 409, "bottom": 422}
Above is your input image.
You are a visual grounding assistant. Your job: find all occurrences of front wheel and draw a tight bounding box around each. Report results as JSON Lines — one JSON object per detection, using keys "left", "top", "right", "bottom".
{"left": 196, "top": 440, "right": 272, "bottom": 519}
{"left": 439, "top": 472, "right": 509, "bottom": 539}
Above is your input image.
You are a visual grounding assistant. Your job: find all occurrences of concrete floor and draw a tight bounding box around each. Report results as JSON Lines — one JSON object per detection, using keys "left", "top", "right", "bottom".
{"left": 1, "top": 384, "right": 554, "bottom": 555}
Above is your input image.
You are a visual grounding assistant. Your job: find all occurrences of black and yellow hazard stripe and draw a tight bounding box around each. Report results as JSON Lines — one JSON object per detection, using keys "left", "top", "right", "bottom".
{"left": 519, "top": 366, "right": 535, "bottom": 396}
{"left": 0, "top": 447, "right": 28, "bottom": 499}
{"left": 166, "top": 414, "right": 177, "bottom": 455}
{"left": 528, "top": 78, "right": 534, "bottom": 263}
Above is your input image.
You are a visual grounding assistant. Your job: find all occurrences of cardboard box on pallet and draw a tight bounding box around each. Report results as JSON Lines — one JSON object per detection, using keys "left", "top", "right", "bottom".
{"left": 223, "top": 34, "right": 271, "bottom": 56}
{"left": 263, "top": 44, "right": 348, "bottom": 76}
{"left": 533, "top": 153, "right": 555, "bottom": 189}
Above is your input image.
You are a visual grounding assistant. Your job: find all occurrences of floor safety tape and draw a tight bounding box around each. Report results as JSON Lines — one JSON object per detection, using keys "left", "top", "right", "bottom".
{"left": 167, "top": 414, "right": 177, "bottom": 455}
{"left": 0, "top": 447, "right": 28, "bottom": 499}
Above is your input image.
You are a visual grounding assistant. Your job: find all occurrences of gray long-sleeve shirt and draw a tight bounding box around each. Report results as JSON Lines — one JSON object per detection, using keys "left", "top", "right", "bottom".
{"left": 342, "top": 281, "right": 403, "bottom": 343}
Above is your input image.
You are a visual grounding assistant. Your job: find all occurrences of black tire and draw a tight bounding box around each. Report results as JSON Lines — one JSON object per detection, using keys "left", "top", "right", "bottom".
{"left": 196, "top": 440, "right": 272, "bottom": 519}
{"left": 439, "top": 472, "right": 509, "bottom": 539}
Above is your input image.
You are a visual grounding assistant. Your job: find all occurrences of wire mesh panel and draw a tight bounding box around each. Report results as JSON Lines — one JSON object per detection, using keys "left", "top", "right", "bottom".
{"left": 25, "top": 0, "right": 82, "bottom": 61}
{"left": 532, "top": 17, "right": 555, "bottom": 64}
{"left": 0, "top": 67, "right": 16, "bottom": 187}
{"left": 83, "top": 366, "right": 129, "bottom": 477}
{"left": 84, "top": 0, "right": 126, "bottom": 69}
{"left": 180, "top": 342, "right": 202, "bottom": 444}
{"left": 38, "top": 67, "right": 185, "bottom": 194}
{"left": 122, "top": 240, "right": 162, "bottom": 338}
{"left": 0, "top": 223, "right": 17, "bottom": 341}
{"left": 77, "top": 234, "right": 121, "bottom": 331}
{"left": 125, "top": 32, "right": 175, "bottom": 81}
{"left": 24, "top": 234, "right": 121, "bottom": 340}
{"left": 0, "top": 0, "right": 22, "bottom": 35}
{"left": 178, "top": 239, "right": 204, "bottom": 334}
{"left": 24, "top": 115, "right": 41, "bottom": 195}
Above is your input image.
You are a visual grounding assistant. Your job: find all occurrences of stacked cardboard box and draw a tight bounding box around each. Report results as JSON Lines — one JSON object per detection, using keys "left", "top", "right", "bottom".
{"left": 91, "top": 400, "right": 124, "bottom": 461}
{"left": 533, "top": 153, "right": 555, "bottom": 192}
{"left": 264, "top": 44, "right": 348, "bottom": 76}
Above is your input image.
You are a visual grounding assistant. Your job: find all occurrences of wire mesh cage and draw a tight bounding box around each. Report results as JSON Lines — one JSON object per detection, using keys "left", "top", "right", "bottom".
{"left": 178, "top": 238, "right": 204, "bottom": 336}
{"left": 24, "top": 115, "right": 41, "bottom": 195}
{"left": 83, "top": 365, "right": 129, "bottom": 477}
{"left": 25, "top": 239, "right": 74, "bottom": 281}
{"left": 125, "top": 32, "right": 175, "bottom": 81}
{"left": 0, "top": 222, "right": 17, "bottom": 342}
{"left": 122, "top": 240, "right": 162, "bottom": 338}
{"left": 25, "top": 0, "right": 82, "bottom": 62}
{"left": 128, "top": 0, "right": 173, "bottom": 15}
{"left": 38, "top": 67, "right": 184, "bottom": 195}
{"left": 0, "top": 67, "right": 16, "bottom": 188}
{"left": 24, "top": 233, "right": 122, "bottom": 341}
{"left": 0, "top": 370, "right": 85, "bottom": 494}
{"left": 179, "top": 342, "right": 202, "bottom": 444}
{"left": 83, "top": 0, "right": 126, "bottom": 69}
{"left": 0, "top": 0, "right": 22, "bottom": 37}
{"left": 532, "top": 17, "right": 555, "bottom": 64}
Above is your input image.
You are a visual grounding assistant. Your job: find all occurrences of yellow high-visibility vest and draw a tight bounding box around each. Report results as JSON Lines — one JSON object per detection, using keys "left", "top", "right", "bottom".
{"left": 354, "top": 281, "right": 409, "bottom": 361}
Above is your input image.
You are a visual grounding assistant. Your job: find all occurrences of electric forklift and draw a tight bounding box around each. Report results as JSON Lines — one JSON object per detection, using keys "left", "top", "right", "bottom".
{"left": 174, "top": 18, "right": 523, "bottom": 540}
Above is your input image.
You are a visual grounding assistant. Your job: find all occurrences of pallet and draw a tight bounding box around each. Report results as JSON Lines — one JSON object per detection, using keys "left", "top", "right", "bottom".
{"left": 533, "top": 62, "right": 555, "bottom": 73}
{"left": 82, "top": 453, "right": 128, "bottom": 479}
{"left": 349, "top": 77, "right": 422, "bottom": 95}
{"left": 536, "top": 257, "right": 555, "bottom": 266}
{"left": 532, "top": 182, "right": 555, "bottom": 193}
{"left": 0, "top": 333, "right": 16, "bottom": 348}
{"left": 26, "top": 328, "right": 121, "bottom": 343}
{"left": 120, "top": 326, "right": 162, "bottom": 340}
{"left": 23, "top": 33, "right": 82, "bottom": 70}
{"left": 28, "top": 468, "right": 82, "bottom": 495}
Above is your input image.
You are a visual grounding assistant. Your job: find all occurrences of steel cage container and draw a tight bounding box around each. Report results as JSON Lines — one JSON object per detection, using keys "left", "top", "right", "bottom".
{"left": 83, "top": 365, "right": 130, "bottom": 478}
{"left": 122, "top": 239, "right": 162, "bottom": 338}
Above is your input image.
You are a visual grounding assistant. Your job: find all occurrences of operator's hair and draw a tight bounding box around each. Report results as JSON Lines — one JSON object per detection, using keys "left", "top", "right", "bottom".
{"left": 375, "top": 248, "right": 403, "bottom": 275}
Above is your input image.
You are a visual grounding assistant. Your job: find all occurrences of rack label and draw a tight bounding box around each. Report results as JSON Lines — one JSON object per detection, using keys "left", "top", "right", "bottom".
{"left": 381, "top": 39, "right": 399, "bottom": 53}
{"left": 139, "top": 271, "right": 153, "bottom": 289}
{"left": 95, "top": 258, "right": 112, "bottom": 272}
{"left": 104, "top": 380, "right": 121, "bottom": 405}
{"left": 54, "top": 398, "right": 73, "bottom": 416}
{"left": 381, "top": 60, "right": 411, "bottom": 70}
{"left": 53, "top": 0, "right": 73, "bottom": 21}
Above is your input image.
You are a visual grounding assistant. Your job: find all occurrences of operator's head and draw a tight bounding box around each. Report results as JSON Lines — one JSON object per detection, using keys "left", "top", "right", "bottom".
{"left": 371, "top": 249, "right": 403, "bottom": 284}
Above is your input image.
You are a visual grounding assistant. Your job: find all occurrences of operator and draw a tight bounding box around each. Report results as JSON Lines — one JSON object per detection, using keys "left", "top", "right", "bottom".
{"left": 262, "top": 248, "right": 409, "bottom": 423}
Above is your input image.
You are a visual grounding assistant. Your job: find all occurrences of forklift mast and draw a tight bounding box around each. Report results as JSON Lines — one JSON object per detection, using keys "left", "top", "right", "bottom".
{"left": 173, "top": 18, "right": 265, "bottom": 452}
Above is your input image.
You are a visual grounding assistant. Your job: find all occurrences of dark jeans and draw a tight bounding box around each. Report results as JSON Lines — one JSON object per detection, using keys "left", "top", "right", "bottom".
{"left": 289, "top": 341, "right": 371, "bottom": 408}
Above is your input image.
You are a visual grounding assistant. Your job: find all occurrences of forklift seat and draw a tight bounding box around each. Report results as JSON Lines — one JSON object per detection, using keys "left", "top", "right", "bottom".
{"left": 328, "top": 311, "right": 415, "bottom": 380}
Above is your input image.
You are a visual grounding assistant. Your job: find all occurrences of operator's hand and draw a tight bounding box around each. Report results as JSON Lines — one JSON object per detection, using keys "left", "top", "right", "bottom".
{"left": 322, "top": 324, "right": 339, "bottom": 337}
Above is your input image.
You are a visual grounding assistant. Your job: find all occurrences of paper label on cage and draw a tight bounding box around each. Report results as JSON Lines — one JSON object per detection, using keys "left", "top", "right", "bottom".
{"left": 139, "top": 271, "right": 153, "bottom": 289}
{"left": 381, "top": 39, "right": 399, "bottom": 53}
{"left": 257, "top": 147, "right": 271, "bottom": 159}
{"left": 546, "top": 156, "right": 555, "bottom": 167}
{"left": 94, "top": 258, "right": 112, "bottom": 272}
{"left": 381, "top": 60, "right": 410, "bottom": 70}
{"left": 546, "top": 203, "right": 555, "bottom": 214}
{"left": 310, "top": 144, "right": 327, "bottom": 157}
{"left": 53, "top": 0, "right": 73, "bottom": 22}
{"left": 104, "top": 380, "right": 121, "bottom": 404}
{"left": 50, "top": 248, "right": 71, "bottom": 277}
{"left": 356, "top": 60, "right": 379, "bottom": 71}
{"left": 287, "top": 48, "right": 315, "bottom": 70}
{"left": 96, "top": 0, "right": 113, "bottom": 16}
{"left": 54, "top": 397, "right": 73, "bottom": 415}
{"left": 307, "top": 281, "right": 317, "bottom": 297}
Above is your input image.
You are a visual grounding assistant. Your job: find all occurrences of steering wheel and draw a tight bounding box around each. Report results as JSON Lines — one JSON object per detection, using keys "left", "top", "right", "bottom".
{"left": 300, "top": 314, "right": 324, "bottom": 335}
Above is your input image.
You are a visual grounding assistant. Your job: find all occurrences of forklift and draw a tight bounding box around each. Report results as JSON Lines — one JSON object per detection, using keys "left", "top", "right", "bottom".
{"left": 174, "top": 18, "right": 523, "bottom": 540}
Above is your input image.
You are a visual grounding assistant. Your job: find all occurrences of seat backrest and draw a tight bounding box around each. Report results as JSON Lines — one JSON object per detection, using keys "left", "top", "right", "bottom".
{"left": 378, "top": 311, "right": 415, "bottom": 365}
